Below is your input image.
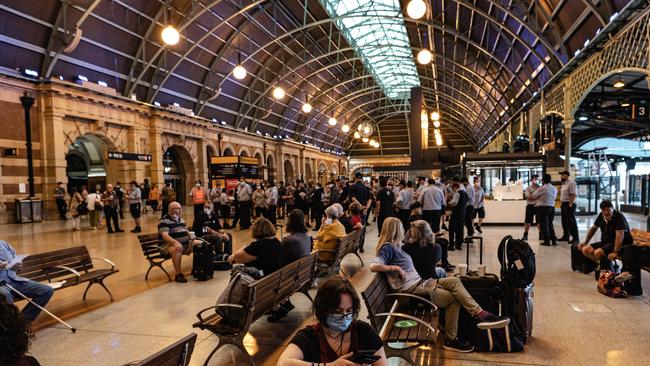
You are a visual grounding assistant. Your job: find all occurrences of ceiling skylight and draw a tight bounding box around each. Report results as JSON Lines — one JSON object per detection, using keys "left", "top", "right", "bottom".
{"left": 319, "top": 0, "right": 420, "bottom": 99}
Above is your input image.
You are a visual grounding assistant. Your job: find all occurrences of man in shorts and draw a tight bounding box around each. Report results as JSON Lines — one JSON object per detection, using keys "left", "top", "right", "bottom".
{"left": 158, "top": 201, "right": 197, "bottom": 283}
{"left": 578, "top": 199, "right": 633, "bottom": 268}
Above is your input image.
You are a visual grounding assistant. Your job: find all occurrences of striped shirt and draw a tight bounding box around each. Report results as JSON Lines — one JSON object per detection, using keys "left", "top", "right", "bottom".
{"left": 158, "top": 214, "right": 191, "bottom": 245}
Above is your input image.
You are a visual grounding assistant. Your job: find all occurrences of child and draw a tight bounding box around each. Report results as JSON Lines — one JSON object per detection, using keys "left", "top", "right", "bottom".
{"left": 349, "top": 202, "right": 364, "bottom": 231}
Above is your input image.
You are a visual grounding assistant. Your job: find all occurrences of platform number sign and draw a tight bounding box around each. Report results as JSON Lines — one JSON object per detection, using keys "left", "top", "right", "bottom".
{"left": 633, "top": 102, "right": 648, "bottom": 119}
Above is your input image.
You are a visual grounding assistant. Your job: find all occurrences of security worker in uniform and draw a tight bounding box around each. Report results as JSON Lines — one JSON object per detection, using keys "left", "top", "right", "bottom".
{"left": 558, "top": 170, "right": 579, "bottom": 244}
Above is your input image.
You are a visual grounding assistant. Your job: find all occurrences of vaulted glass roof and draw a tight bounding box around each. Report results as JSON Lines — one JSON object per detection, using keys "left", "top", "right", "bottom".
{"left": 318, "top": 0, "right": 420, "bottom": 99}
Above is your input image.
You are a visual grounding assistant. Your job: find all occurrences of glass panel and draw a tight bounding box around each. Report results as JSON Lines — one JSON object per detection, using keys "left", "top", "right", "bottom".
{"left": 319, "top": 0, "right": 420, "bottom": 99}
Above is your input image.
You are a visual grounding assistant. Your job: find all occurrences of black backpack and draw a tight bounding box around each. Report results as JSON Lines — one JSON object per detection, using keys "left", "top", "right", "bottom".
{"left": 498, "top": 235, "right": 536, "bottom": 288}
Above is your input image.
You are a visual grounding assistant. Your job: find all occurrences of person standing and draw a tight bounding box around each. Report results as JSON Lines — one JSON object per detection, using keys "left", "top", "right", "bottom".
{"left": 277, "top": 181, "right": 287, "bottom": 219}
{"left": 396, "top": 180, "right": 414, "bottom": 230}
{"left": 161, "top": 183, "right": 172, "bottom": 218}
{"left": 86, "top": 187, "right": 101, "bottom": 230}
{"left": 294, "top": 180, "right": 310, "bottom": 228}
{"left": 115, "top": 182, "right": 125, "bottom": 219}
{"left": 310, "top": 182, "right": 324, "bottom": 230}
{"left": 237, "top": 179, "right": 253, "bottom": 229}
{"left": 148, "top": 184, "right": 161, "bottom": 211}
{"left": 349, "top": 172, "right": 372, "bottom": 225}
{"left": 376, "top": 177, "right": 395, "bottom": 235}
{"left": 102, "top": 184, "right": 124, "bottom": 233}
{"left": 266, "top": 181, "right": 279, "bottom": 225}
{"left": 54, "top": 181, "right": 67, "bottom": 220}
{"left": 252, "top": 184, "right": 266, "bottom": 219}
{"left": 219, "top": 188, "right": 231, "bottom": 228}
{"left": 559, "top": 170, "right": 579, "bottom": 244}
{"left": 462, "top": 177, "right": 475, "bottom": 239}
{"left": 128, "top": 181, "right": 142, "bottom": 233}
{"left": 189, "top": 180, "right": 207, "bottom": 219}
{"left": 522, "top": 175, "right": 540, "bottom": 241}
{"left": 338, "top": 178, "right": 350, "bottom": 211}
{"left": 68, "top": 187, "right": 84, "bottom": 231}
{"left": 141, "top": 178, "right": 151, "bottom": 213}
{"left": 533, "top": 174, "right": 558, "bottom": 246}
{"left": 448, "top": 182, "right": 468, "bottom": 251}
{"left": 418, "top": 178, "right": 446, "bottom": 234}
{"left": 472, "top": 177, "right": 485, "bottom": 234}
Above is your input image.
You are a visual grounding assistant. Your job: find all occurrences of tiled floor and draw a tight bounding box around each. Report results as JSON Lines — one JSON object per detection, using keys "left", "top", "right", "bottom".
{"left": 5, "top": 209, "right": 650, "bottom": 366}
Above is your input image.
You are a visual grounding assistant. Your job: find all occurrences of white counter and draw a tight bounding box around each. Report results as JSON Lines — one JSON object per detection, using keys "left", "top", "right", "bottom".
{"left": 482, "top": 199, "right": 527, "bottom": 224}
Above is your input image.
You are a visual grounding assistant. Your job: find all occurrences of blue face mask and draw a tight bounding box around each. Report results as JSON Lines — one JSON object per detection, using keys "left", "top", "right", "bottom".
{"left": 326, "top": 312, "right": 353, "bottom": 333}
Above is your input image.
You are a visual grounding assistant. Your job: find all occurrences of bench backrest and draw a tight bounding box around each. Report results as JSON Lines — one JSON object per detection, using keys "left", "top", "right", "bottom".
{"left": 138, "top": 233, "right": 167, "bottom": 259}
{"left": 20, "top": 246, "right": 93, "bottom": 282}
{"left": 333, "top": 228, "right": 364, "bottom": 263}
{"left": 247, "top": 251, "right": 318, "bottom": 321}
{"left": 361, "top": 273, "right": 394, "bottom": 334}
{"left": 631, "top": 229, "right": 650, "bottom": 247}
{"left": 124, "top": 333, "right": 197, "bottom": 366}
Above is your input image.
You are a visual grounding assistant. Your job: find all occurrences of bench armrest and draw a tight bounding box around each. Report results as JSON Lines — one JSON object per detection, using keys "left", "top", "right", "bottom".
{"left": 387, "top": 293, "right": 438, "bottom": 311}
{"left": 90, "top": 257, "right": 117, "bottom": 271}
{"left": 195, "top": 303, "right": 244, "bottom": 322}
{"left": 55, "top": 265, "right": 81, "bottom": 278}
{"left": 372, "top": 311, "right": 438, "bottom": 335}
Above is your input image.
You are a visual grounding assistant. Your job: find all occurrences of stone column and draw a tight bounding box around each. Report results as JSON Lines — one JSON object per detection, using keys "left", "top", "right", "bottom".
{"left": 563, "top": 119, "right": 574, "bottom": 171}
{"left": 39, "top": 95, "right": 67, "bottom": 216}
{"left": 196, "top": 138, "right": 209, "bottom": 185}
{"left": 148, "top": 116, "right": 165, "bottom": 188}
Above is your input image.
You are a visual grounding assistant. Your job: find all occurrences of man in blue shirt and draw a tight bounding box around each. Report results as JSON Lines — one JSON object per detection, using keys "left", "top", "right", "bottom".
{"left": 0, "top": 240, "right": 54, "bottom": 323}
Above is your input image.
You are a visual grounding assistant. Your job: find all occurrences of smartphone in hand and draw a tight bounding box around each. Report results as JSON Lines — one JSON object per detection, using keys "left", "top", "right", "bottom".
{"left": 349, "top": 350, "right": 380, "bottom": 364}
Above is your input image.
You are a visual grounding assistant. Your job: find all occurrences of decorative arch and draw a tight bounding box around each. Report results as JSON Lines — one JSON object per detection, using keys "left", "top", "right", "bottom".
{"left": 284, "top": 159, "right": 295, "bottom": 183}
{"left": 222, "top": 143, "right": 236, "bottom": 156}
{"left": 266, "top": 153, "right": 276, "bottom": 181}
{"left": 239, "top": 146, "right": 251, "bottom": 157}
{"left": 163, "top": 144, "right": 196, "bottom": 204}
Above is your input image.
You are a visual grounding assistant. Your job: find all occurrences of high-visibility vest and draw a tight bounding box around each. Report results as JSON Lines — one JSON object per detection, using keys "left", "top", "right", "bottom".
{"left": 193, "top": 188, "right": 206, "bottom": 204}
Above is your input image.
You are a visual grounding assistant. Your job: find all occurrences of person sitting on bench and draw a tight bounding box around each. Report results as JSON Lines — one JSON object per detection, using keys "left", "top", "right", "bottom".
{"left": 158, "top": 201, "right": 196, "bottom": 283}
{"left": 0, "top": 299, "right": 42, "bottom": 365}
{"left": 403, "top": 220, "right": 446, "bottom": 280}
{"left": 313, "top": 206, "right": 347, "bottom": 262}
{"left": 277, "top": 276, "right": 388, "bottom": 366}
{"left": 0, "top": 240, "right": 53, "bottom": 323}
{"left": 192, "top": 203, "right": 232, "bottom": 258}
{"left": 228, "top": 217, "right": 286, "bottom": 277}
{"left": 578, "top": 200, "right": 633, "bottom": 271}
{"left": 369, "top": 217, "right": 509, "bottom": 353}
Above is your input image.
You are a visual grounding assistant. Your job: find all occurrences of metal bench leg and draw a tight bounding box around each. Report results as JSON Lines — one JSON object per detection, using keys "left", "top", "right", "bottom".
{"left": 97, "top": 279, "right": 114, "bottom": 301}
{"left": 203, "top": 334, "right": 254, "bottom": 366}
{"left": 82, "top": 281, "right": 94, "bottom": 301}
{"left": 386, "top": 347, "right": 416, "bottom": 366}
{"left": 353, "top": 252, "right": 364, "bottom": 267}
{"left": 145, "top": 261, "right": 171, "bottom": 281}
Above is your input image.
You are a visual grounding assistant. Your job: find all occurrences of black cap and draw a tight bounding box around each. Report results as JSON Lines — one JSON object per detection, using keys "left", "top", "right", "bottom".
{"left": 354, "top": 172, "right": 362, "bottom": 178}
{"left": 559, "top": 170, "right": 570, "bottom": 176}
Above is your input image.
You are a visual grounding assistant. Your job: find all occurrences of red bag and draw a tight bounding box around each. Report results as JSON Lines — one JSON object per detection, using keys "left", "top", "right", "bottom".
{"left": 597, "top": 270, "right": 627, "bottom": 298}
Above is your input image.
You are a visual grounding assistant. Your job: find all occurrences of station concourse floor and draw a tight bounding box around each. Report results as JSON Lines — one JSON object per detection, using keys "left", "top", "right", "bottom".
{"left": 4, "top": 209, "right": 650, "bottom": 366}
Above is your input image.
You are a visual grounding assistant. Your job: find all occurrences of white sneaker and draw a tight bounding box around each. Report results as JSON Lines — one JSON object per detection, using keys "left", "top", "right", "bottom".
{"left": 615, "top": 271, "right": 633, "bottom": 283}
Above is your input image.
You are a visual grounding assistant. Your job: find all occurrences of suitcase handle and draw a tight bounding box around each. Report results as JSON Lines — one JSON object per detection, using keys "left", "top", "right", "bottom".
{"left": 465, "top": 236, "right": 483, "bottom": 266}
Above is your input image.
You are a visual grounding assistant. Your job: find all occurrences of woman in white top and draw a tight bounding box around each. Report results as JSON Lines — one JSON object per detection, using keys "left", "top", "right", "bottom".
{"left": 86, "top": 188, "right": 102, "bottom": 230}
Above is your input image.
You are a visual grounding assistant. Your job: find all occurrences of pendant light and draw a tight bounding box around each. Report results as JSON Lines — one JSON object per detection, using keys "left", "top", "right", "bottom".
{"left": 406, "top": 0, "right": 427, "bottom": 20}
{"left": 417, "top": 49, "right": 433, "bottom": 65}
{"left": 161, "top": 2, "right": 179, "bottom": 46}
{"left": 342, "top": 124, "right": 350, "bottom": 133}
{"left": 328, "top": 117, "right": 337, "bottom": 126}
{"left": 273, "top": 85, "right": 285, "bottom": 100}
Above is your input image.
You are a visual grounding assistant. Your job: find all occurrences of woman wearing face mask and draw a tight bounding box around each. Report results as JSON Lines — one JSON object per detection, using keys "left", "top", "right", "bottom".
{"left": 313, "top": 206, "right": 347, "bottom": 263}
{"left": 278, "top": 276, "right": 387, "bottom": 366}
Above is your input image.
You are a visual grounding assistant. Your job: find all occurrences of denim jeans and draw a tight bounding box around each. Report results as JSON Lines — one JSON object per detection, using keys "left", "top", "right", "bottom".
{"left": 0, "top": 279, "right": 54, "bottom": 323}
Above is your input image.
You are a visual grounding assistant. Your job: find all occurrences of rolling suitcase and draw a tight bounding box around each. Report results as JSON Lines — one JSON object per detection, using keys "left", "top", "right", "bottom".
{"left": 191, "top": 239, "right": 214, "bottom": 281}
{"left": 459, "top": 273, "right": 500, "bottom": 310}
{"left": 571, "top": 244, "right": 595, "bottom": 274}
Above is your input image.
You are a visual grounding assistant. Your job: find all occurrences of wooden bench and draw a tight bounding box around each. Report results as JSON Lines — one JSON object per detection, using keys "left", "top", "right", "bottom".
{"left": 123, "top": 333, "right": 197, "bottom": 366}
{"left": 315, "top": 227, "right": 365, "bottom": 277}
{"left": 19, "top": 245, "right": 118, "bottom": 301}
{"left": 192, "top": 252, "right": 317, "bottom": 365}
{"left": 361, "top": 274, "right": 438, "bottom": 366}
{"left": 137, "top": 233, "right": 173, "bottom": 281}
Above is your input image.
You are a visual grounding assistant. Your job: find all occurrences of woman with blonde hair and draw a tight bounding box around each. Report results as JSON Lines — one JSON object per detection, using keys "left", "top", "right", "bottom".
{"left": 370, "top": 217, "right": 509, "bottom": 353}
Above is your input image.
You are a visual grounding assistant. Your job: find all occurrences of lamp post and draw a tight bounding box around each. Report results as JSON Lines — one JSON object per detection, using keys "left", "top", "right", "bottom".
{"left": 19, "top": 92, "right": 36, "bottom": 222}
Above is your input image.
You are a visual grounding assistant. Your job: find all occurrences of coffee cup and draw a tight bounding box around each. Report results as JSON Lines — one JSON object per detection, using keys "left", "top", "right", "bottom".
{"left": 477, "top": 264, "right": 486, "bottom": 277}
{"left": 458, "top": 264, "right": 468, "bottom": 276}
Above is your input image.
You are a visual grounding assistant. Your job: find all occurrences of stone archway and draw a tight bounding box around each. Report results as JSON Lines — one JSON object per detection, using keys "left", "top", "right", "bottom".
{"left": 65, "top": 133, "right": 124, "bottom": 193}
{"left": 163, "top": 145, "right": 195, "bottom": 205}
{"left": 267, "top": 154, "right": 276, "bottom": 182}
{"left": 239, "top": 146, "right": 250, "bottom": 157}
{"left": 284, "top": 159, "right": 295, "bottom": 183}
{"left": 305, "top": 161, "right": 313, "bottom": 181}
{"left": 254, "top": 152, "right": 264, "bottom": 179}
{"left": 223, "top": 147, "right": 235, "bottom": 156}
{"left": 318, "top": 162, "right": 328, "bottom": 185}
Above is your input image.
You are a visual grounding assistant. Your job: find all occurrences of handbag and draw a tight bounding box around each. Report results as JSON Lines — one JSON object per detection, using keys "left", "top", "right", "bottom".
{"left": 597, "top": 270, "right": 627, "bottom": 298}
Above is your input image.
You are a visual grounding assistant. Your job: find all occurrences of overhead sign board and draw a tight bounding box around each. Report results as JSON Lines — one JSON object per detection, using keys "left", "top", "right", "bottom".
{"left": 108, "top": 151, "right": 152, "bottom": 162}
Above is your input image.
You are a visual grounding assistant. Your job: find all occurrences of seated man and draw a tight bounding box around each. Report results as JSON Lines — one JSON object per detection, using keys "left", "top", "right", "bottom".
{"left": 158, "top": 201, "right": 197, "bottom": 283}
{"left": 0, "top": 240, "right": 54, "bottom": 323}
{"left": 192, "top": 203, "right": 232, "bottom": 257}
{"left": 578, "top": 200, "right": 633, "bottom": 270}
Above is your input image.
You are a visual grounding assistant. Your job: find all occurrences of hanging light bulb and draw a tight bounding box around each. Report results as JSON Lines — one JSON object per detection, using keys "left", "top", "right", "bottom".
{"left": 342, "top": 124, "right": 350, "bottom": 133}
{"left": 362, "top": 137, "right": 369, "bottom": 143}
{"left": 613, "top": 79, "right": 625, "bottom": 88}
{"left": 353, "top": 131, "right": 361, "bottom": 139}
{"left": 233, "top": 64, "right": 247, "bottom": 80}
{"left": 328, "top": 117, "right": 337, "bottom": 126}
{"left": 369, "top": 139, "right": 376, "bottom": 145}
{"left": 302, "top": 102, "right": 312, "bottom": 113}
{"left": 161, "top": 25, "right": 180, "bottom": 45}
{"left": 272, "top": 86, "right": 285, "bottom": 100}
{"left": 431, "top": 111, "right": 440, "bottom": 121}
{"left": 436, "top": 138, "right": 443, "bottom": 146}
{"left": 417, "top": 49, "right": 433, "bottom": 65}
{"left": 406, "top": 0, "right": 427, "bottom": 19}
{"left": 433, "top": 120, "right": 441, "bottom": 128}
